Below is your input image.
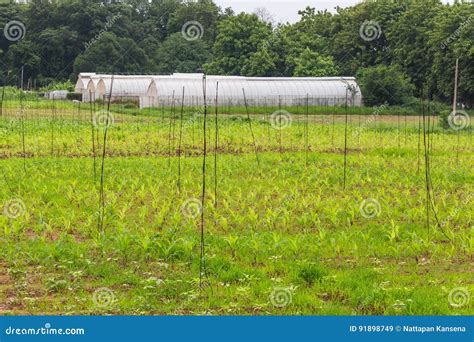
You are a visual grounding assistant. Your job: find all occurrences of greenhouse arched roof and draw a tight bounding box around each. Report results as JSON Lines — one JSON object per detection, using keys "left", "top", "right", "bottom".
{"left": 76, "top": 73, "right": 362, "bottom": 107}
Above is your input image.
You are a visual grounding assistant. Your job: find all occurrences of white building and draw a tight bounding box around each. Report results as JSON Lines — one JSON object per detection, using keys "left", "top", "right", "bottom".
{"left": 44, "top": 90, "right": 68, "bottom": 100}
{"left": 75, "top": 73, "right": 363, "bottom": 108}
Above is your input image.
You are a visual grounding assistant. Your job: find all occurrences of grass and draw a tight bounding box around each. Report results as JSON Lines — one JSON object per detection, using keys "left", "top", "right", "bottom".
{"left": 0, "top": 100, "right": 472, "bottom": 315}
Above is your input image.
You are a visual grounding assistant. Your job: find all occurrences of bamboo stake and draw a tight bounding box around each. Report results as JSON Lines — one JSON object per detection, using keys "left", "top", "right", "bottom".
{"left": 343, "top": 87, "right": 349, "bottom": 190}
{"left": 200, "top": 75, "right": 210, "bottom": 288}
{"left": 90, "top": 90, "right": 97, "bottom": 182}
{"left": 97, "top": 74, "right": 115, "bottom": 232}
{"left": 177, "top": 87, "right": 185, "bottom": 192}
{"left": 214, "top": 82, "right": 219, "bottom": 207}
{"left": 242, "top": 88, "right": 261, "bottom": 171}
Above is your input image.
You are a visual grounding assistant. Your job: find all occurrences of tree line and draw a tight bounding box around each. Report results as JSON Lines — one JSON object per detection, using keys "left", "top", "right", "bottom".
{"left": 0, "top": 0, "right": 472, "bottom": 107}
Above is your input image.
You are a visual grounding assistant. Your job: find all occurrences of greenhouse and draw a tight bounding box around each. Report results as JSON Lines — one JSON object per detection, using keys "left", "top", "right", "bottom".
{"left": 76, "top": 73, "right": 363, "bottom": 108}
{"left": 83, "top": 76, "right": 103, "bottom": 102}
{"left": 97, "top": 77, "right": 154, "bottom": 105}
{"left": 76, "top": 74, "right": 152, "bottom": 103}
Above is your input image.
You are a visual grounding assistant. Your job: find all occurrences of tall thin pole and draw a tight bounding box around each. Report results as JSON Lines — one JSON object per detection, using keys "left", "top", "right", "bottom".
{"left": 417, "top": 99, "right": 422, "bottom": 174}
{"left": 168, "top": 91, "right": 175, "bottom": 168}
{"left": 214, "top": 82, "right": 219, "bottom": 207}
{"left": 343, "top": 87, "right": 349, "bottom": 190}
{"left": 98, "top": 74, "right": 115, "bottom": 232}
{"left": 20, "top": 90, "right": 27, "bottom": 173}
{"left": 20, "top": 66, "right": 24, "bottom": 90}
{"left": 452, "top": 58, "right": 459, "bottom": 115}
{"left": 397, "top": 111, "right": 401, "bottom": 148}
{"left": 422, "top": 100, "right": 430, "bottom": 233}
{"left": 90, "top": 90, "right": 96, "bottom": 181}
{"left": 453, "top": 58, "right": 460, "bottom": 161}
{"left": 278, "top": 95, "right": 282, "bottom": 153}
{"left": 242, "top": 88, "right": 260, "bottom": 170}
{"left": 51, "top": 95, "right": 55, "bottom": 156}
{"left": 177, "top": 86, "right": 185, "bottom": 192}
{"left": 305, "top": 93, "right": 309, "bottom": 166}
{"left": 0, "top": 81, "right": 5, "bottom": 117}
{"left": 200, "top": 75, "right": 210, "bottom": 288}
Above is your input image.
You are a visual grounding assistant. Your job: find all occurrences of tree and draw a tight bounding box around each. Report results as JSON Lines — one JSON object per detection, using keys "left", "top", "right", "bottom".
{"left": 144, "top": 0, "right": 181, "bottom": 41}
{"left": 293, "top": 48, "right": 338, "bottom": 77}
{"left": 357, "top": 65, "right": 415, "bottom": 106}
{"left": 271, "top": 9, "right": 332, "bottom": 76}
{"left": 254, "top": 7, "right": 275, "bottom": 25}
{"left": 387, "top": 0, "right": 443, "bottom": 97}
{"left": 428, "top": 2, "right": 473, "bottom": 107}
{"left": 241, "top": 45, "right": 276, "bottom": 76}
{"left": 154, "top": 33, "right": 211, "bottom": 74}
{"left": 167, "top": 0, "right": 222, "bottom": 43}
{"left": 5, "top": 40, "right": 41, "bottom": 85}
{"left": 0, "top": 2, "right": 23, "bottom": 56}
{"left": 73, "top": 32, "right": 149, "bottom": 74}
{"left": 34, "top": 27, "right": 79, "bottom": 79}
{"left": 204, "top": 13, "right": 273, "bottom": 75}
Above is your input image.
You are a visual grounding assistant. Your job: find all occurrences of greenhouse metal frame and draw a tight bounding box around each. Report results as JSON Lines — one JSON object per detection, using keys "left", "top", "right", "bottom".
{"left": 75, "top": 73, "right": 363, "bottom": 108}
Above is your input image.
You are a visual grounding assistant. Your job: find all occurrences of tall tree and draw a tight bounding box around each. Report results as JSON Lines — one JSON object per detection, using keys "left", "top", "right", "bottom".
{"left": 73, "top": 32, "right": 149, "bottom": 74}
{"left": 428, "top": 2, "right": 473, "bottom": 106}
{"left": 204, "top": 13, "right": 273, "bottom": 75}
{"left": 357, "top": 64, "right": 415, "bottom": 106}
{"left": 167, "top": 0, "right": 222, "bottom": 43}
{"left": 293, "top": 48, "right": 338, "bottom": 77}
{"left": 387, "top": 0, "right": 443, "bottom": 97}
{"left": 154, "top": 33, "right": 212, "bottom": 74}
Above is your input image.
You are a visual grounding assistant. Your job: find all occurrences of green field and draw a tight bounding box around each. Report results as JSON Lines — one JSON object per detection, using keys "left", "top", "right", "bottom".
{"left": 0, "top": 102, "right": 472, "bottom": 315}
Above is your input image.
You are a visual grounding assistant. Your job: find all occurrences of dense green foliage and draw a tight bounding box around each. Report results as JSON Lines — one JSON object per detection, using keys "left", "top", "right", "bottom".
{"left": 357, "top": 65, "right": 415, "bottom": 107}
{"left": 0, "top": 0, "right": 472, "bottom": 106}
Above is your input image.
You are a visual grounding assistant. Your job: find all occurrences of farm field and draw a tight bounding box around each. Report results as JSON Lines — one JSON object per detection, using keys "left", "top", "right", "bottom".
{"left": 0, "top": 101, "right": 473, "bottom": 315}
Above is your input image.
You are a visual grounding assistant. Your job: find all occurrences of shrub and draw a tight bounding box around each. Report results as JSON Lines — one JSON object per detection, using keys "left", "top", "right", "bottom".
{"left": 66, "top": 92, "right": 82, "bottom": 101}
{"left": 298, "top": 263, "right": 328, "bottom": 286}
{"left": 357, "top": 65, "right": 415, "bottom": 107}
{"left": 39, "top": 80, "right": 75, "bottom": 93}
{"left": 436, "top": 109, "right": 450, "bottom": 129}
{"left": 124, "top": 103, "right": 138, "bottom": 109}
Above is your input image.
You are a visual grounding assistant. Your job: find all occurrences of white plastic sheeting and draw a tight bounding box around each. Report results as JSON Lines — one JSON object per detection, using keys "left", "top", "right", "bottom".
{"left": 145, "top": 75, "right": 362, "bottom": 108}
{"left": 77, "top": 74, "right": 164, "bottom": 104}
{"left": 98, "top": 78, "right": 152, "bottom": 97}
{"left": 76, "top": 73, "right": 363, "bottom": 108}
{"left": 97, "top": 76, "right": 170, "bottom": 108}
{"left": 44, "top": 90, "right": 69, "bottom": 100}
{"left": 83, "top": 76, "right": 103, "bottom": 102}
